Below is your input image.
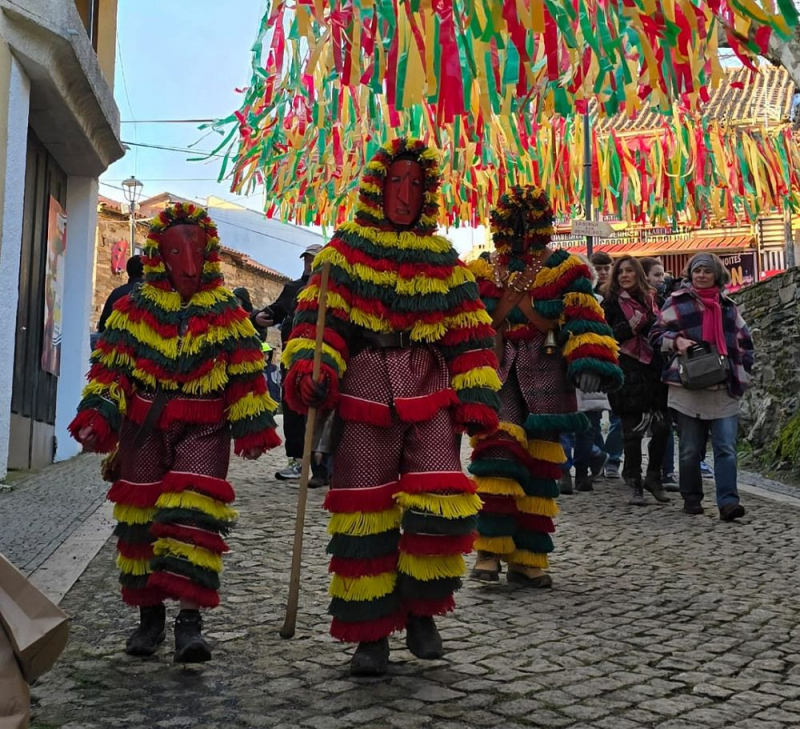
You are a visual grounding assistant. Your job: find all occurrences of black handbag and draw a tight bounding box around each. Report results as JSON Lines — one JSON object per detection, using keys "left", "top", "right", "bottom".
{"left": 677, "top": 342, "right": 728, "bottom": 390}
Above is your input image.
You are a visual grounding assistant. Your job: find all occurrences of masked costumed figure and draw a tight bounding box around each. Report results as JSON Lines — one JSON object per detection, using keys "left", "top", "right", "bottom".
{"left": 282, "top": 138, "right": 501, "bottom": 676}
{"left": 467, "top": 186, "right": 622, "bottom": 587}
{"left": 69, "top": 203, "right": 280, "bottom": 662}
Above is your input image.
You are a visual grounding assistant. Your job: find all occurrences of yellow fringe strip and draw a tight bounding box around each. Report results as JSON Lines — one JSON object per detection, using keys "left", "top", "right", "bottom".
{"left": 474, "top": 476, "right": 525, "bottom": 498}
{"left": 470, "top": 420, "right": 528, "bottom": 449}
{"left": 155, "top": 491, "right": 239, "bottom": 523}
{"left": 535, "top": 253, "right": 582, "bottom": 287}
{"left": 410, "top": 320, "right": 448, "bottom": 341}
{"left": 227, "top": 391, "right": 278, "bottom": 421}
{"left": 328, "top": 507, "right": 402, "bottom": 537}
{"left": 443, "top": 309, "right": 494, "bottom": 330}
{"left": 180, "top": 320, "right": 256, "bottom": 356}
{"left": 189, "top": 288, "right": 232, "bottom": 309}
{"left": 562, "top": 332, "right": 620, "bottom": 358}
{"left": 528, "top": 439, "right": 567, "bottom": 464}
{"left": 181, "top": 360, "right": 229, "bottom": 396}
{"left": 113, "top": 504, "right": 157, "bottom": 525}
{"left": 317, "top": 247, "right": 397, "bottom": 288}
{"left": 228, "top": 358, "right": 268, "bottom": 377}
{"left": 475, "top": 536, "right": 516, "bottom": 555}
{"left": 397, "top": 553, "right": 465, "bottom": 581}
{"left": 395, "top": 492, "right": 482, "bottom": 520}
{"left": 349, "top": 307, "right": 389, "bottom": 333}
{"left": 563, "top": 292, "right": 605, "bottom": 316}
{"left": 107, "top": 312, "right": 179, "bottom": 359}
{"left": 82, "top": 381, "right": 128, "bottom": 415}
{"left": 507, "top": 550, "right": 550, "bottom": 570}
{"left": 129, "top": 367, "right": 179, "bottom": 391}
{"left": 329, "top": 571, "right": 396, "bottom": 601}
{"left": 467, "top": 258, "right": 493, "bottom": 282}
{"left": 297, "top": 286, "right": 352, "bottom": 315}
{"left": 451, "top": 366, "right": 503, "bottom": 392}
{"left": 515, "top": 496, "right": 560, "bottom": 518}
{"left": 395, "top": 264, "right": 473, "bottom": 297}
{"left": 116, "top": 555, "right": 151, "bottom": 576}
{"left": 282, "top": 338, "right": 348, "bottom": 376}
{"left": 340, "top": 221, "right": 453, "bottom": 253}
{"left": 139, "top": 284, "right": 182, "bottom": 312}
{"left": 152, "top": 538, "right": 223, "bottom": 573}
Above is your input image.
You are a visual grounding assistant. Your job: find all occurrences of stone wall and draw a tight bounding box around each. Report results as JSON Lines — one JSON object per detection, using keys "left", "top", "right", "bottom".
{"left": 92, "top": 208, "right": 288, "bottom": 352}
{"left": 733, "top": 267, "right": 800, "bottom": 468}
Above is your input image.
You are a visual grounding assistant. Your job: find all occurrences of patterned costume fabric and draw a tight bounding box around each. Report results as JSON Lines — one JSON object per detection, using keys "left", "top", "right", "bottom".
{"left": 282, "top": 138, "right": 501, "bottom": 643}
{"left": 467, "top": 186, "right": 623, "bottom": 572}
{"left": 69, "top": 203, "right": 280, "bottom": 608}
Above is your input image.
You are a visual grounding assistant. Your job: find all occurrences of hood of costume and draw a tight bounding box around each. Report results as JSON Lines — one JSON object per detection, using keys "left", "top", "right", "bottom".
{"left": 468, "top": 185, "right": 622, "bottom": 391}
{"left": 281, "top": 137, "right": 500, "bottom": 432}
{"left": 69, "top": 202, "right": 279, "bottom": 455}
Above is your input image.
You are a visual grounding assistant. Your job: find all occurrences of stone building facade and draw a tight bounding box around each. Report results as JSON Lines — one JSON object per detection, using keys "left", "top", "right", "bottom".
{"left": 93, "top": 201, "right": 289, "bottom": 351}
{"left": 733, "top": 268, "right": 800, "bottom": 471}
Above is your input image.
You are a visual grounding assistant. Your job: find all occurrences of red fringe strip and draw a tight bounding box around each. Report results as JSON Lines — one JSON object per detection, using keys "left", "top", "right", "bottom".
{"left": 563, "top": 305, "right": 606, "bottom": 323}
{"left": 399, "top": 533, "right": 476, "bottom": 556}
{"left": 440, "top": 323, "right": 496, "bottom": 347}
{"left": 480, "top": 494, "right": 519, "bottom": 515}
{"left": 233, "top": 427, "right": 282, "bottom": 456}
{"left": 161, "top": 471, "right": 235, "bottom": 504}
{"left": 566, "top": 343, "right": 618, "bottom": 364}
{"left": 147, "top": 572, "right": 220, "bottom": 609}
{"left": 448, "top": 349, "right": 499, "bottom": 375}
{"left": 116, "top": 540, "right": 154, "bottom": 560}
{"left": 225, "top": 375, "right": 267, "bottom": 406}
{"left": 328, "top": 553, "right": 398, "bottom": 577}
{"left": 323, "top": 482, "right": 398, "bottom": 514}
{"left": 472, "top": 439, "right": 537, "bottom": 471}
{"left": 330, "top": 613, "right": 406, "bottom": 643}
{"left": 150, "top": 523, "right": 230, "bottom": 553}
{"left": 505, "top": 326, "right": 540, "bottom": 342}
{"left": 127, "top": 394, "right": 225, "bottom": 429}
{"left": 453, "top": 403, "right": 499, "bottom": 436}
{"left": 405, "top": 595, "right": 456, "bottom": 618}
{"left": 530, "top": 263, "right": 588, "bottom": 301}
{"left": 516, "top": 514, "right": 555, "bottom": 533}
{"left": 68, "top": 409, "right": 116, "bottom": 453}
{"left": 230, "top": 346, "right": 268, "bottom": 365}
{"left": 398, "top": 471, "right": 476, "bottom": 495}
{"left": 121, "top": 586, "right": 164, "bottom": 607}
{"left": 286, "top": 323, "right": 349, "bottom": 361}
{"left": 107, "top": 479, "right": 163, "bottom": 508}
{"left": 394, "top": 389, "right": 459, "bottom": 423}
{"left": 529, "top": 461, "right": 563, "bottom": 481}
{"left": 338, "top": 395, "right": 392, "bottom": 426}
{"left": 283, "top": 360, "right": 340, "bottom": 415}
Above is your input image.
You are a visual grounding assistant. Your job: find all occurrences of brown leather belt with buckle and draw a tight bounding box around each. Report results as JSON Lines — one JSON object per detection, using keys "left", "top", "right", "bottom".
{"left": 351, "top": 329, "right": 414, "bottom": 356}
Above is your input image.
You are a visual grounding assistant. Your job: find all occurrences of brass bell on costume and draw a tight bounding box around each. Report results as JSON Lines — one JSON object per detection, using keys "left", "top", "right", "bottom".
{"left": 543, "top": 329, "right": 557, "bottom": 355}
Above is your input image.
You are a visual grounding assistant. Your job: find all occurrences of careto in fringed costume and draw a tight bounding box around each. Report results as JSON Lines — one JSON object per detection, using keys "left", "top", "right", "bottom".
{"left": 467, "top": 186, "right": 622, "bottom": 577}
{"left": 69, "top": 203, "right": 280, "bottom": 609}
{"left": 282, "top": 138, "right": 501, "bottom": 643}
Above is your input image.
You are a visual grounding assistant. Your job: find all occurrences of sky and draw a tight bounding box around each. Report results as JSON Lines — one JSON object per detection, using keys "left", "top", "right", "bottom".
{"left": 101, "top": 0, "right": 477, "bottom": 266}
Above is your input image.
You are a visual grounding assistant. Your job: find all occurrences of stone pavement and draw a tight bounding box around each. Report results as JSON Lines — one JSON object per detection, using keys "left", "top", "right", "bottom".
{"left": 14, "top": 437, "right": 800, "bottom": 729}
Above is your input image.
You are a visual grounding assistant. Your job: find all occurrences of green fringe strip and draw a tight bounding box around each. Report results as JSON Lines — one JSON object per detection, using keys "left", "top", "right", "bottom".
{"left": 534, "top": 300, "right": 564, "bottom": 319}
{"left": 327, "top": 531, "right": 400, "bottom": 560}
{"left": 79, "top": 396, "right": 122, "bottom": 432}
{"left": 152, "top": 508, "right": 231, "bottom": 535}
{"left": 328, "top": 593, "right": 401, "bottom": 623}
{"left": 397, "top": 574, "right": 461, "bottom": 601}
{"left": 229, "top": 409, "right": 278, "bottom": 439}
{"left": 118, "top": 573, "right": 149, "bottom": 590}
{"left": 339, "top": 230, "right": 459, "bottom": 268}
{"left": 468, "top": 457, "right": 529, "bottom": 486}
{"left": 476, "top": 513, "right": 516, "bottom": 537}
{"left": 521, "top": 478, "right": 560, "bottom": 499}
{"left": 113, "top": 522, "right": 155, "bottom": 544}
{"left": 567, "top": 359, "right": 625, "bottom": 392}
{"left": 401, "top": 512, "right": 476, "bottom": 536}
{"left": 457, "top": 387, "right": 502, "bottom": 410}
{"left": 524, "top": 412, "right": 589, "bottom": 436}
{"left": 150, "top": 555, "right": 220, "bottom": 590}
{"left": 560, "top": 319, "right": 615, "bottom": 340}
{"left": 515, "top": 532, "right": 555, "bottom": 554}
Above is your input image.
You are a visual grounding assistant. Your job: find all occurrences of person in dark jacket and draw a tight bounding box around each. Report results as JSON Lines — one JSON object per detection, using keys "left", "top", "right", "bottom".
{"left": 252, "top": 243, "right": 323, "bottom": 480}
{"left": 233, "top": 287, "right": 255, "bottom": 314}
{"left": 602, "top": 256, "right": 671, "bottom": 506}
{"left": 97, "top": 255, "right": 144, "bottom": 332}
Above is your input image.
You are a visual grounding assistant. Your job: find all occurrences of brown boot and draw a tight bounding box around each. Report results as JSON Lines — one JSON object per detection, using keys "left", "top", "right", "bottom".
{"left": 469, "top": 551, "right": 501, "bottom": 582}
{"left": 507, "top": 565, "right": 553, "bottom": 588}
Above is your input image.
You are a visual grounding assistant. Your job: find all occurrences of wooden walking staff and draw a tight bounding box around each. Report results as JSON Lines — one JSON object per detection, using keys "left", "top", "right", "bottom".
{"left": 280, "top": 260, "right": 331, "bottom": 639}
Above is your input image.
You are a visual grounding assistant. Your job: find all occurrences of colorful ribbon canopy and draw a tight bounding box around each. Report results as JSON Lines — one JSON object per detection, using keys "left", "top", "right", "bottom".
{"left": 211, "top": 0, "right": 799, "bottom": 227}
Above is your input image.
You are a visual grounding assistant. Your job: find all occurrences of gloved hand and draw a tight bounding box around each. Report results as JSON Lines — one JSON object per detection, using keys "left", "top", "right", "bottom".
{"left": 298, "top": 374, "right": 328, "bottom": 408}
{"left": 578, "top": 372, "right": 602, "bottom": 393}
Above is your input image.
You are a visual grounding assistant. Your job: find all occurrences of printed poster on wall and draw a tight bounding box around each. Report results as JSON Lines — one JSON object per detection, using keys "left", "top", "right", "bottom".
{"left": 719, "top": 251, "right": 757, "bottom": 292}
{"left": 42, "top": 196, "right": 67, "bottom": 376}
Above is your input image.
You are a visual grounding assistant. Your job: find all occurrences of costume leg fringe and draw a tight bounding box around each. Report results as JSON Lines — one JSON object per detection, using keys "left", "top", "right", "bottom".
{"left": 474, "top": 535, "right": 515, "bottom": 555}
{"left": 330, "top": 613, "right": 406, "bottom": 643}
{"left": 507, "top": 550, "right": 550, "bottom": 570}
{"left": 394, "top": 492, "right": 482, "bottom": 520}
{"left": 147, "top": 571, "right": 220, "bottom": 609}
{"left": 121, "top": 586, "right": 163, "bottom": 607}
{"left": 338, "top": 395, "right": 392, "bottom": 426}
{"left": 329, "top": 571, "right": 397, "bottom": 601}
{"left": 397, "top": 553, "right": 465, "bottom": 581}
{"left": 405, "top": 595, "right": 455, "bottom": 618}
{"left": 398, "top": 471, "right": 476, "bottom": 495}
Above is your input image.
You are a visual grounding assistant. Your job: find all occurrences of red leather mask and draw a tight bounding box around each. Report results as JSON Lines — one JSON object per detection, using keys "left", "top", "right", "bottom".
{"left": 383, "top": 159, "right": 423, "bottom": 227}
{"left": 158, "top": 224, "right": 207, "bottom": 300}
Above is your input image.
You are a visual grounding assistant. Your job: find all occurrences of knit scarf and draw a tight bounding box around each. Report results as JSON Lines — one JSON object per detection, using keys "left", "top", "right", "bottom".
{"left": 695, "top": 286, "right": 728, "bottom": 356}
{"left": 617, "top": 290, "right": 657, "bottom": 364}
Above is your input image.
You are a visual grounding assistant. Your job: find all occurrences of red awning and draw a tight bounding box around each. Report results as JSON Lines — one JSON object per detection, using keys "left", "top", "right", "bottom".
{"left": 555, "top": 233, "right": 753, "bottom": 258}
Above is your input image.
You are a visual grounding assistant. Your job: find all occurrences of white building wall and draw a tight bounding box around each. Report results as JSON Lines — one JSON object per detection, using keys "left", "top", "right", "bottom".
{"left": 54, "top": 176, "right": 98, "bottom": 463}
{"left": 0, "top": 58, "right": 30, "bottom": 479}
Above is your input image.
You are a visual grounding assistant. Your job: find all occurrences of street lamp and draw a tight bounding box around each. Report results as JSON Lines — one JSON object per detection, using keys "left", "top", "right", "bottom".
{"left": 121, "top": 175, "right": 143, "bottom": 257}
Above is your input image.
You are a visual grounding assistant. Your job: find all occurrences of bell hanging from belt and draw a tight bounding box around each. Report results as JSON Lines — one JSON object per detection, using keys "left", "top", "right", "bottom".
{"left": 543, "top": 329, "right": 558, "bottom": 355}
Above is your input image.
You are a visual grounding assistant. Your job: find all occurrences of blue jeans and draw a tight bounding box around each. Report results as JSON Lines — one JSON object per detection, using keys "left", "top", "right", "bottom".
{"left": 588, "top": 411, "right": 623, "bottom": 467}
{"left": 676, "top": 412, "right": 739, "bottom": 508}
{"left": 561, "top": 429, "right": 602, "bottom": 477}
{"left": 662, "top": 425, "right": 675, "bottom": 475}
{"left": 560, "top": 433, "right": 574, "bottom": 471}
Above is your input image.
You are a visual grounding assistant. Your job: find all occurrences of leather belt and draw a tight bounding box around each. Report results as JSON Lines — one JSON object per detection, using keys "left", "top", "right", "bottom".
{"left": 351, "top": 329, "right": 414, "bottom": 355}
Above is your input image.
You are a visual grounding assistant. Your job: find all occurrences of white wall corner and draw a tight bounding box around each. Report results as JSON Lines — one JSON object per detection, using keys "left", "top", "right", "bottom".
{"left": 0, "top": 58, "right": 31, "bottom": 480}
{"left": 54, "top": 176, "right": 99, "bottom": 463}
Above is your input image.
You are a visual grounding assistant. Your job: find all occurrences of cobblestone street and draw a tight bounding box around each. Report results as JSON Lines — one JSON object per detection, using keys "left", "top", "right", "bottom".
{"left": 10, "top": 435, "right": 800, "bottom": 729}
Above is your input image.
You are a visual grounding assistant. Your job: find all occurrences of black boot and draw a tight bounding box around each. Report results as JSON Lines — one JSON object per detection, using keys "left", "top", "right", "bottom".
{"left": 125, "top": 604, "right": 166, "bottom": 657}
{"left": 350, "top": 637, "right": 390, "bottom": 676}
{"left": 174, "top": 609, "right": 212, "bottom": 663}
{"left": 626, "top": 478, "right": 646, "bottom": 506}
{"left": 643, "top": 471, "right": 670, "bottom": 503}
{"left": 406, "top": 615, "right": 443, "bottom": 660}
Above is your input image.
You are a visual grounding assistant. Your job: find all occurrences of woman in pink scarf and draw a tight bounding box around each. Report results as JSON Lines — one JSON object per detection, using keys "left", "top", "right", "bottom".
{"left": 650, "top": 253, "right": 754, "bottom": 522}
{"left": 602, "top": 256, "right": 671, "bottom": 506}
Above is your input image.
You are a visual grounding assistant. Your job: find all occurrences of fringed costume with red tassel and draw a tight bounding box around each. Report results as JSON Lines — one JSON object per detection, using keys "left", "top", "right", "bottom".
{"left": 467, "top": 187, "right": 623, "bottom": 579}
{"left": 69, "top": 203, "right": 280, "bottom": 609}
{"left": 282, "top": 138, "right": 501, "bottom": 643}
